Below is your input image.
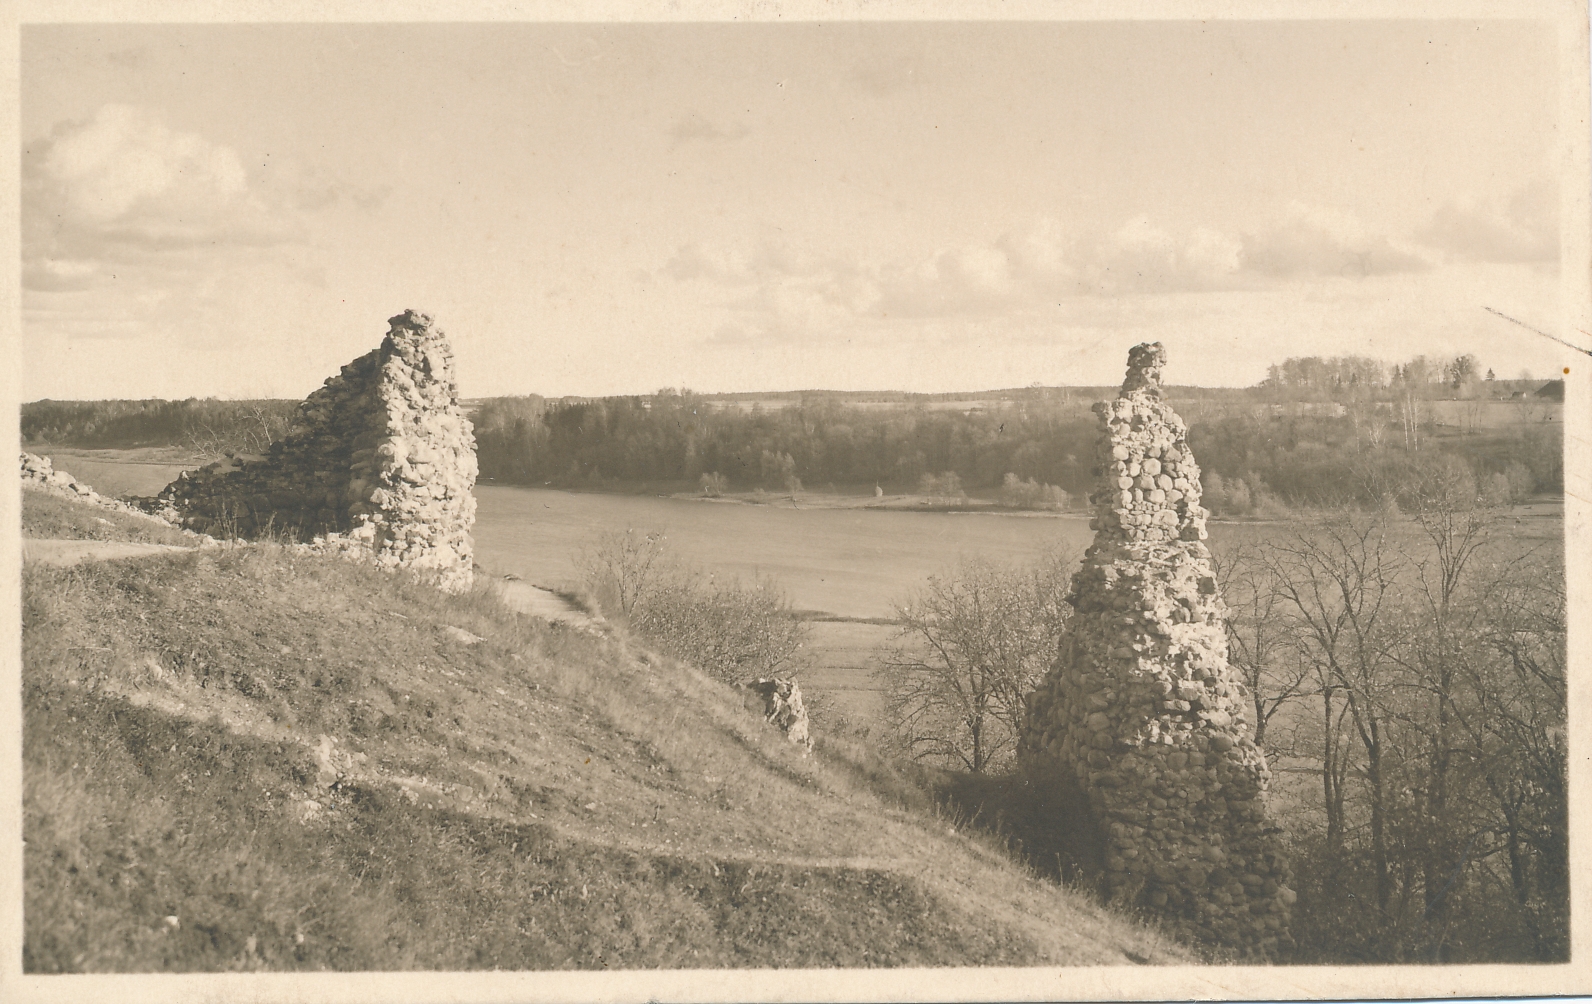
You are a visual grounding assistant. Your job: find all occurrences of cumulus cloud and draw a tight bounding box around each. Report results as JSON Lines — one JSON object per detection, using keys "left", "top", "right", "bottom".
{"left": 1240, "top": 201, "right": 1429, "bottom": 278}
{"left": 23, "top": 257, "right": 105, "bottom": 293}
{"left": 19, "top": 103, "right": 394, "bottom": 359}
{"left": 1416, "top": 179, "right": 1558, "bottom": 263}
{"left": 22, "top": 104, "right": 376, "bottom": 300}
{"left": 1078, "top": 217, "right": 1245, "bottom": 294}
{"left": 664, "top": 204, "right": 1472, "bottom": 344}
{"left": 24, "top": 104, "right": 291, "bottom": 268}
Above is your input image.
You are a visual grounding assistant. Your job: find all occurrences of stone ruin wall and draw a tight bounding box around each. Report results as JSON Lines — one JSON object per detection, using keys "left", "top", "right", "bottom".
{"left": 1021, "top": 342, "right": 1293, "bottom": 959}
{"left": 738, "top": 677, "right": 814, "bottom": 754}
{"left": 145, "top": 310, "right": 477, "bottom": 592}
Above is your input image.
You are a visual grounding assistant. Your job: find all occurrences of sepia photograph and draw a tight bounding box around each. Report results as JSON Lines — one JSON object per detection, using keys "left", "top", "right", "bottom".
{"left": 6, "top": 2, "right": 1589, "bottom": 1000}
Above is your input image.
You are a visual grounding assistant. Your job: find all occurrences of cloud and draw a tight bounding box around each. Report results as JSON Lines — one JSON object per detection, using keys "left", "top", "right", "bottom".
{"left": 1416, "top": 179, "right": 1558, "bottom": 264}
{"left": 663, "top": 204, "right": 1466, "bottom": 344}
{"left": 1079, "top": 217, "right": 1245, "bottom": 294}
{"left": 22, "top": 257, "right": 105, "bottom": 293}
{"left": 19, "top": 104, "right": 393, "bottom": 355}
{"left": 872, "top": 217, "right": 1250, "bottom": 317}
{"left": 24, "top": 104, "right": 291, "bottom": 266}
{"left": 1240, "top": 201, "right": 1430, "bottom": 278}
{"left": 22, "top": 104, "right": 379, "bottom": 299}
{"left": 873, "top": 245, "right": 1018, "bottom": 318}
{"left": 667, "top": 111, "right": 750, "bottom": 146}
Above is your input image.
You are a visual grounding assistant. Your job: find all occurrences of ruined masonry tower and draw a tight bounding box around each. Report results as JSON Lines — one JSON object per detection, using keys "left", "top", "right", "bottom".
{"left": 1021, "top": 343, "right": 1292, "bottom": 958}
{"left": 149, "top": 310, "right": 477, "bottom": 592}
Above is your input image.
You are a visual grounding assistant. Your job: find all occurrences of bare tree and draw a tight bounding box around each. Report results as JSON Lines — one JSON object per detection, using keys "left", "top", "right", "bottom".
{"left": 878, "top": 549, "right": 1073, "bottom": 773}
{"left": 1210, "top": 542, "right": 1312, "bottom": 753}
{"left": 182, "top": 404, "right": 295, "bottom": 462}
{"left": 577, "top": 527, "right": 668, "bottom": 618}
{"left": 1265, "top": 511, "right": 1404, "bottom": 901}
{"left": 633, "top": 570, "right": 810, "bottom": 684}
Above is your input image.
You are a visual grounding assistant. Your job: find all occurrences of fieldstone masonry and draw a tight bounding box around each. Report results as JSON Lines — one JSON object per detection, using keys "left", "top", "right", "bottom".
{"left": 740, "top": 677, "right": 814, "bottom": 754}
{"left": 143, "top": 310, "right": 477, "bottom": 592}
{"left": 1021, "top": 343, "right": 1293, "bottom": 958}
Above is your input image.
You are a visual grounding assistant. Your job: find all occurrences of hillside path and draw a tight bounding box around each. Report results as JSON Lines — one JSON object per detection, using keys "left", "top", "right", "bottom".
{"left": 23, "top": 538, "right": 194, "bottom": 567}
{"left": 493, "top": 579, "right": 603, "bottom": 630}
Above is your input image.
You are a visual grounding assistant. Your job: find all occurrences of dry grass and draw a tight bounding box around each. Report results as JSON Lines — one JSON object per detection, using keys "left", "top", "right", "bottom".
{"left": 23, "top": 493, "right": 1189, "bottom": 972}
{"left": 22, "top": 485, "right": 194, "bottom": 547}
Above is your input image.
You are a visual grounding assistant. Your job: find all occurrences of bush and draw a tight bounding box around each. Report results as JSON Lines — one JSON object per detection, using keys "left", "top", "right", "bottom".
{"left": 1202, "top": 470, "right": 1287, "bottom": 518}
{"left": 632, "top": 573, "right": 809, "bottom": 684}
{"left": 1502, "top": 460, "right": 1536, "bottom": 503}
{"left": 916, "top": 471, "right": 964, "bottom": 499}
{"left": 576, "top": 528, "right": 667, "bottom": 618}
{"left": 699, "top": 472, "right": 727, "bottom": 497}
{"left": 578, "top": 527, "right": 807, "bottom": 683}
{"left": 998, "top": 473, "right": 1069, "bottom": 510}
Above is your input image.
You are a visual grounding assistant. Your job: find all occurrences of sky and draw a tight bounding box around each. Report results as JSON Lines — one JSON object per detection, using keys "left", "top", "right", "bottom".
{"left": 18, "top": 18, "right": 1581, "bottom": 400}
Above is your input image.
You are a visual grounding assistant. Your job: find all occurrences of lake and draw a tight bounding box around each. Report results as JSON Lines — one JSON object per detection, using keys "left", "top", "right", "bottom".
{"left": 474, "top": 486, "right": 1103, "bottom": 619}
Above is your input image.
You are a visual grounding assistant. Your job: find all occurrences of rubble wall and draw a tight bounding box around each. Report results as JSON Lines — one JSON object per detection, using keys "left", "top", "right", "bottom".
{"left": 147, "top": 310, "right": 477, "bottom": 591}
{"left": 1020, "top": 342, "right": 1292, "bottom": 959}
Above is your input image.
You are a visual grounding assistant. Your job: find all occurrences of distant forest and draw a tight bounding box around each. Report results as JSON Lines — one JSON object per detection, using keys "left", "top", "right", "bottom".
{"left": 22, "top": 353, "right": 1564, "bottom": 513}
{"left": 468, "top": 353, "right": 1561, "bottom": 513}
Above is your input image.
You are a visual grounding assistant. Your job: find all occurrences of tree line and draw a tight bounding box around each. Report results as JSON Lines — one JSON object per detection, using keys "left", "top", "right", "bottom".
{"left": 21, "top": 398, "right": 299, "bottom": 461}
{"left": 469, "top": 361, "right": 1559, "bottom": 516}
{"left": 21, "top": 352, "right": 1563, "bottom": 516}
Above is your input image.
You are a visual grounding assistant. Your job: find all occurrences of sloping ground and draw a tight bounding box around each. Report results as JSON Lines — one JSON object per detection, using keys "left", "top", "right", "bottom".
{"left": 22, "top": 539, "right": 194, "bottom": 567}
{"left": 494, "top": 578, "right": 604, "bottom": 631}
{"left": 22, "top": 493, "right": 1188, "bottom": 973}
{"left": 22, "top": 484, "right": 195, "bottom": 548}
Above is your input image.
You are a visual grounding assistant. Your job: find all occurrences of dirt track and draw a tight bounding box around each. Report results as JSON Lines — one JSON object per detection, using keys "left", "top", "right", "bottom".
{"left": 22, "top": 538, "right": 194, "bottom": 567}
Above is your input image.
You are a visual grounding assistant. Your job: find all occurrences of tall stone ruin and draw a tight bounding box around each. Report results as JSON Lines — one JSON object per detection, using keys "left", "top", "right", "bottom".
{"left": 1021, "top": 343, "right": 1293, "bottom": 958}
{"left": 146, "top": 310, "right": 477, "bottom": 592}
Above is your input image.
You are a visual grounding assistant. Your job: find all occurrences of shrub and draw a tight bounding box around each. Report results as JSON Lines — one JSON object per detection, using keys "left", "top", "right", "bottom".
{"left": 998, "top": 473, "right": 1069, "bottom": 510}
{"left": 577, "top": 528, "right": 807, "bottom": 683}
{"left": 576, "top": 528, "right": 668, "bottom": 618}
{"left": 916, "top": 471, "right": 964, "bottom": 499}
{"left": 631, "top": 573, "right": 809, "bottom": 684}
{"left": 699, "top": 472, "right": 727, "bottom": 497}
{"left": 1503, "top": 460, "right": 1536, "bottom": 503}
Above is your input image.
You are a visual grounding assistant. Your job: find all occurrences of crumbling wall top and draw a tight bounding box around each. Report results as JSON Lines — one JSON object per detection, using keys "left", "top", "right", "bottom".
{"left": 1120, "top": 341, "right": 1167, "bottom": 397}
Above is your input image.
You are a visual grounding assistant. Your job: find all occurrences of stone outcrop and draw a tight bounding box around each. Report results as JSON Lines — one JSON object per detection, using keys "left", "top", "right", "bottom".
{"left": 143, "top": 310, "right": 477, "bottom": 591}
{"left": 740, "top": 677, "right": 813, "bottom": 754}
{"left": 1021, "top": 343, "right": 1292, "bottom": 959}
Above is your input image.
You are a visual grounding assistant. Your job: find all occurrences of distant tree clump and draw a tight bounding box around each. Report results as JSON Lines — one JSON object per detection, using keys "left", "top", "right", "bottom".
{"left": 998, "top": 473, "right": 1069, "bottom": 510}
{"left": 21, "top": 398, "right": 299, "bottom": 457}
{"left": 466, "top": 350, "right": 1560, "bottom": 513}
{"left": 916, "top": 471, "right": 965, "bottom": 499}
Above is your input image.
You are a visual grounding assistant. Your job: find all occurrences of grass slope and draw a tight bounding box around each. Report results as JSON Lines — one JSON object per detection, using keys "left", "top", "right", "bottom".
{"left": 22, "top": 485, "right": 193, "bottom": 547}
{"left": 22, "top": 495, "right": 1188, "bottom": 972}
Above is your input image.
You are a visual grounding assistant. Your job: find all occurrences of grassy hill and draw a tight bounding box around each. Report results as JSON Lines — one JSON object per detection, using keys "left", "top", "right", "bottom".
{"left": 21, "top": 488, "right": 1187, "bottom": 972}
